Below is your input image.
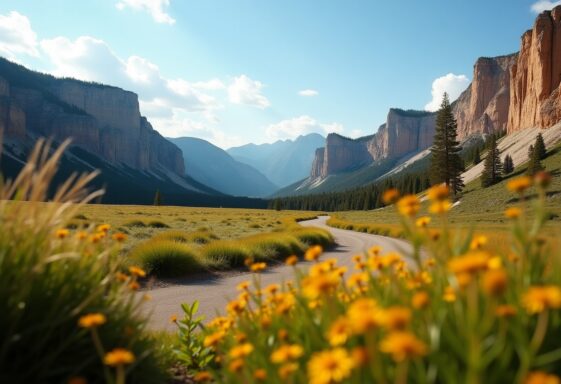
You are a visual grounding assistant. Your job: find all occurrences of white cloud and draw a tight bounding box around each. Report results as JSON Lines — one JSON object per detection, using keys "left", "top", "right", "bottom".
{"left": 265, "top": 115, "right": 344, "bottom": 141}
{"left": 349, "top": 129, "right": 365, "bottom": 138}
{"left": 192, "top": 79, "right": 225, "bottom": 90}
{"left": 0, "top": 11, "right": 39, "bottom": 59}
{"left": 424, "top": 73, "right": 470, "bottom": 112}
{"left": 298, "top": 89, "right": 319, "bottom": 97}
{"left": 531, "top": 0, "right": 561, "bottom": 13}
{"left": 228, "top": 75, "right": 271, "bottom": 109}
{"left": 116, "top": 0, "right": 175, "bottom": 24}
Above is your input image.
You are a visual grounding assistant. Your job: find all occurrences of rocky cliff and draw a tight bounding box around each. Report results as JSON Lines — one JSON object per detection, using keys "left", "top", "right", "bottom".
{"left": 0, "top": 58, "right": 184, "bottom": 176}
{"left": 508, "top": 5, "right": 561, "bottom": 132}
{"left": 312, "top": 109, "right": 435, "bottom": 179}
{"left": 454, "top": 54, "right": 518, "bottom": 139}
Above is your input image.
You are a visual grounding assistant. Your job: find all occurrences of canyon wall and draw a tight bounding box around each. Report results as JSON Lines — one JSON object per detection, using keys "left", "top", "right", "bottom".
{"left": 508, "top": 6, "right": 561, "bottom": 132}
{"left": 0, "top": 59, "right": 184, "bottom": 176}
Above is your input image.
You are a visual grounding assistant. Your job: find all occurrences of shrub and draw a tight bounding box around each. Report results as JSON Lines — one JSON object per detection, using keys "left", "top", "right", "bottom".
{"left": 151, "top": 230, "right": 218, "bottom": 245}
{"left": 147, "top": 220, "right": 170, "bottom": 228}
{"left": 291, "top": 227, "right": 334, "bottom": 248}
{"left": 124, "top": 219, "right": 146, "bottom": 228}
{"left": 201, "top": 241, "right": 251, "bottom": 269}
{"left": 129, "top": 239, "right": 205, "bottom": 277}
{"left": 0, "top": 140, "right": 167, "bottom": 383}
{"left": 180, "top": 177, "right": 561, "bottom": 383}
{"left": 244, "top": 233, "right": 305, "bottom": 261}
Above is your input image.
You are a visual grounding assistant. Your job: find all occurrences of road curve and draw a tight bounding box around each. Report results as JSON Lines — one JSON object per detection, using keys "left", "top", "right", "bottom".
{"left": 142, "top": 216, "right": 412, "bottom": 330}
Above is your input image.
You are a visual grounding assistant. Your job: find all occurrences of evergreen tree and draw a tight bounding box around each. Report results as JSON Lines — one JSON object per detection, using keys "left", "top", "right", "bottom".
{"left": 473, "top": 147, "right": 481, "bottom": 165}
{"left": 526, "top": 143, "right": 544, "bottom": 176}
{"left": 534, "top": 133, "right": 547, "bottom": 160}
{"left": 272, "top": 199, "right": 282, "bottom": 211}
{"left": 503, "top": 154, "right": 514, "bottom": 175}
{"left": 153, "top": 189, "right": 162, "bottom": 206}
{"left": 430, "top": 93, "right": 464, "bottom": 195}
{"left": 481, "top": 135, "right": 503, "bottom": 187}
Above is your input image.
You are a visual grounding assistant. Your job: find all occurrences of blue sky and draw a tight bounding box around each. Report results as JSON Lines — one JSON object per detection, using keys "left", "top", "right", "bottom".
{"left": 0, "top": 0, "right": 556, "bottom": 148}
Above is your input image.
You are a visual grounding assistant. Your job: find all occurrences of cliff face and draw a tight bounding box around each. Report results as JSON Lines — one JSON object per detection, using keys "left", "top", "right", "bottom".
{"left": 313, "top": 110, "right": 435, "bottom": 178}
{"left": 454, "top": 54, "right": 518, "bottom": 139}
{"left": 508, "top": 6, "right": 561, "bottom": 132}
{"left": 0, "top": 59, "right": 184, "bottom": 176}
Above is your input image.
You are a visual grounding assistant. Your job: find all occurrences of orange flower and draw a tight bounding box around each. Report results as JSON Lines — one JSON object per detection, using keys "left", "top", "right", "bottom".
{"left": 397, "top": 195, "right": 420, "bottom": 217}
{"left": 379, "top": 331, "right": 427, "bottom": 362}
{"left": 228, "top": 359, "right": 244, "bottom": 373}
{"left": 470, "top": 235, "right": 488, "bottom": 250}
{"left": 305, "top": 245, "right": 323, "bottom": 261}
{"left": 522, "top": 286, "right": 561, "bottom": 314}
{"left": 412, "top": 291, "right": 430, "bottom": 310}
{"left": 448, "top": 251, "right": 490, "bottom": 275}
{"left": 525, "top": 371, "right": 560, "bottom": 384}
{"left": 307, "top": 348, "right": 355, "bottom": 384}
{"left": 55, "top": 229, "right": 70, "bottom": 239}
{"left": 193, "top": 371, "right": 213, "bottom": 382}
{"left": 128, "top": 266, "right": 146, "bottom": 278}
{"left": 271, "top": 344, "right": 304, "bottom": 363}
{"left": 96, "top": 224, "right": 111, "bottom": 233}
{"left": 203, "top": 330, "right": 226, "bottom": 348}
{"left": 78, "top": 313, "right": 106, "bottom": 328}
{"left": 250, "top": 262, "right": 267, "bottom": 273}
{"left": 382, "top": 188, "right": 400, "bottom": 204}
{"left": 427, "top": 184, "right": 449, "bottom": 201}
{"left": 112, "top": 232, "right": 127, "bottom": 242}
{"left": 229, "top": 343, "right": 254, "bottom": 358}
{"left": 482, "top": 269, "right": 508, "bottom": 296}
{"left": 253, "top": 369, "right": 267, "bottom": 381}
{"left": 236, "top": 281, "right": 250, "bottom": 291}
{"left": 382, "top": 307, "right": 411, "bottom": 330}
{"left": 104, "top": 348, "right": 135, "bottom": 366}
{"left": 506, "top": 176, "right": 532, "bottom": 194}
{"left": 504, "top": 207, "right": 522, "bottom": 219}
{"left": 415, "top": 216, "right": 431, "bottom": 228}
{"left": 347, "top": 298, "right": 383, "bottom": 333}
{"left": 285, "top": 255, "right": 298, "bottom": 266}
{"left": 169, "top": 314, "right": 178, "bottom": 323}
{"left": 429, "top": 200, "right": 452, "bottom": 214}
{"left": 327, "top": 317, "right": 353, "bottom": 346}
{"left": 495, "top": 305, "right": 517, "bottom": 318}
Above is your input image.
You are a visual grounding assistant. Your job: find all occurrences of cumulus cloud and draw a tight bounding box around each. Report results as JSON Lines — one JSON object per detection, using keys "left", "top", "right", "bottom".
{"left": 116, "top": 0, "right": 175, "bottom": 24}
{"left": 531, "top": 0, "right": 561, "bottom": 13}
{"left": 298, "top": 89, "right": 319, "bottom": 97}
{"left": 265, "top": 116, "right": 344, "bottom": 141}
{"left": 424, "top": 73, "right": 470, "bottom": 112}
{"left": 228, "top": 75, "right": 271, "bottom": 109}
{"left": 0, "top": 11, "right": 39, "bottom": 59}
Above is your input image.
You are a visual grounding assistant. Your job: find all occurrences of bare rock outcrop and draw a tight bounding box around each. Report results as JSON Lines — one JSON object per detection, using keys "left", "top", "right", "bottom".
{"left": 508, "top": 5, "right": 561, "bottom": 132}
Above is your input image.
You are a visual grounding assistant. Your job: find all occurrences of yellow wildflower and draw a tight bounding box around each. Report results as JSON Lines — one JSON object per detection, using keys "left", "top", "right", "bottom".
{"left": 347, "top": 272, "right": 369, "bottom": 288}
{"left": 506, "top": 176, "right": 532, "bottom": 194}
{"left": 203, "top": 330, "right": 225, "bottom": 348}
{"left": 128, "top": 266, "right": 146, "bottom": 278}
{"left": 253, "top": 369, "right": 267, "bottom": 381}
{"left": 305, "top": 245, "right": 323, "bottom": 261}
{"left": 382, "top": 188, "right": 400, "bottom": 204}
{"left": 78, "top": 313, "right": 106, "bottom": 328}
{"left": 169, "top": 314, "right": 178, "bottom": 323}
{"left": 271, "top": 344, "right": 304, "bottom": 363}
{"left": 470, "top": 235, "right": 488, "bottom": 250}
{"left": 495, "top": 305, "right": 517, "bottom": 318}
{"left": 193, "top": 371, "right": 212, "bottom": 382}
{"left": 96, "top": 224, "right": 111, "bottom": 233}
{"left": 115, "top": 272, "right": 129, "bottom": 282}
{"left": 236, "top": 281, "right": 250, "bottom": 291}
{"left": 307, "top": 348, "right": 355, "bottom": 384}
{"left": 228, "top": 359, "right": 244, "bottom": 373}
{"left": 327, "top": 317, "right": 353, "bottom": 346}
{"left": 380, "top": 331, "right": 427, "bottom": 362}
{"left": 347, "top": 298, "right": 383, "bottom": 333}
{"left": 250, "top": 262, "right": 267, "bottom": 273}
{"left": 482, "top": 269, "right": 508, "bottom": 296}
{"left": 382, "top": 306, "right": 411, "bottom": 330}
{"left": 112, "top": 232, "right": 127, "bottom": 242}
{"left": 55, "top": 229, "right": 70, "bottom": 239}
{"left": 448, "top": 251, "right": 491, "bottom": 275}
{"left": 397, "top": 194, "right": 420, "bottom": 217}
{"left": 412, "top": 291, "right": 430, "bottom": 310}
{"left": 229, "top": 343, "right": 254, "bottom": 358}
{"left": 525, "top": 371, "right": 561, "bottom": 384}
{"left": 443, "top": 286, "right": 456, "bottom": 302}
{"left": 279, "top": 363, "right": 298, "bottom": 379}
{"left": 429, "top": 200, "right": 452, "bottom": 214}
{"left": 416, "top": 216, "right": 431, "bottom": 228}
{"left": 504, "top": 207, "right": 522, "bottom": 219}
{"left": 522, "top": 286, "right": 561, "bottom": 314}
{"left": 103, "top": 348, "right": 135, "bottom": 366}
{"left": 302, "top": 272, "right": 339, "bottom": 299}
{"left": 285, "top": 255, "right": 298, "bottom": 266}
{"left": 75, "top": 231, "right": 88, "bottom": 240}
{"left": 427, "top": 184, "right": 449, "bottom": 201}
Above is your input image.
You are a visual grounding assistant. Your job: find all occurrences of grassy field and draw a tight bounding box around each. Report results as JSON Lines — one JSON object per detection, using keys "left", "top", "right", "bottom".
{"left": 329, "top": 143, "right": 561, "bottom": 245}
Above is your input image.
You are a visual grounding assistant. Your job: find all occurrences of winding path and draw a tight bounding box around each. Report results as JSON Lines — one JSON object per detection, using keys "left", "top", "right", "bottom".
{"left": 143, "top": 216, "right": 411, "bottom": 330}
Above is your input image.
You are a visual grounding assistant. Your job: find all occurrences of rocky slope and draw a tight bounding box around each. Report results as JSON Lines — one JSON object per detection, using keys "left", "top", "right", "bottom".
{"left": 0, "top": 58, "right": 184, "bottom": 176}
{"left": 170, "top": 137, "right": 278, "bottom": 197}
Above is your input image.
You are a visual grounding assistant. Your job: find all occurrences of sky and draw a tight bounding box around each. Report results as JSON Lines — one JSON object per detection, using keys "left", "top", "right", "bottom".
{"left": 0, "top": 0, "right": 557, "bottom": 148}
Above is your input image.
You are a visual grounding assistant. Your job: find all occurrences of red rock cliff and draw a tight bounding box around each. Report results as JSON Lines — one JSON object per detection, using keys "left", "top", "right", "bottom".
{"left": 508, "top": 5, "right": 561, "bottom": 132}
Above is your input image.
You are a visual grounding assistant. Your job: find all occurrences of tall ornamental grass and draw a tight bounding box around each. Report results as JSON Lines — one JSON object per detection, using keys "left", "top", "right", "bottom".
{"left": 0, "top": 139, "right": 168, "bottom": 383}
{"left": 178, "top": 174, "right": 561, "bottom": 384}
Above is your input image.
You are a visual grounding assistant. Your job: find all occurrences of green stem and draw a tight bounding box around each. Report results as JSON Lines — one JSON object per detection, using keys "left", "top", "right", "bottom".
{"left": 91, "top": 329, "right": 113, "bottom": 384}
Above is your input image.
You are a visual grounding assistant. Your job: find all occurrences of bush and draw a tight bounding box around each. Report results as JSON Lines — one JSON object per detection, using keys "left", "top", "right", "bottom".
{"left": 124, "top": 219, "right": 146, "bottom": 228}
{"left": 151, "top": 230, "right": 219, "bottom": 245}
{"left": 0, "top": 140, "right": 167, "bottom": 383}
{"left": 291, "top": 227, "right": 334, "bottom": 248}
{"left": 129, "top": 239, "right": 205, "bottom": 277}
{"left": 201, "top": 241, "right": 251, "bottom": 269}
{"left": 244, "top": 233, "right": 305, "bottom": 261}
{"left": 147, "top": 220, "right": 170, "bottom": 228}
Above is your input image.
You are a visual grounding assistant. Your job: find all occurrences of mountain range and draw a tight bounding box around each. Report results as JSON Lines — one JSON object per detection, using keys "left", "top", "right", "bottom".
{"left": 227, "top": 133, "right": 325, "bottom": 188}
{"left": 1, "top": 6, "right": 561, "bottom": 204}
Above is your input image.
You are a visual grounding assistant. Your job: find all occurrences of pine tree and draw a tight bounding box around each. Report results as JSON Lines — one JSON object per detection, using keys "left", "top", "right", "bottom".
{"left": 430, "top": 93, "right": 464, "bottom": 195}
{"left": 503, "top": 154, "right": 514, "bottom": 175}
{"left": 526, "top": 143, "right": 544, "bottom": 176}
{"left": 481, "top": 135, "right": 503, "bottom": 187}
{"left": 534, "top": 133, "right": 547, "bottom": 160}
{"left": 153, "top": 189, "right": 162, "bottom": 206}
{"left": 473, "top": 147, "right": 481, "bottom": 164}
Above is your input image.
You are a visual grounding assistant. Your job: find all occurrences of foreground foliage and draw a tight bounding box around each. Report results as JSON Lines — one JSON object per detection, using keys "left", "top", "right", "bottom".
{"left": 0, "top": 140, "right": 168, "bottom": 383}
{"left": 179, "top": 174, "right": 561, "bottom": 383}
